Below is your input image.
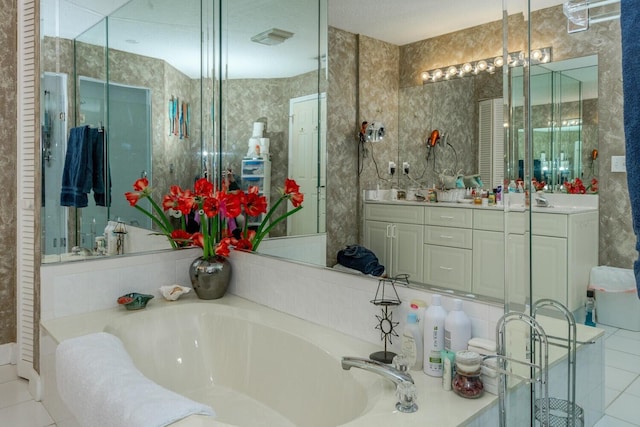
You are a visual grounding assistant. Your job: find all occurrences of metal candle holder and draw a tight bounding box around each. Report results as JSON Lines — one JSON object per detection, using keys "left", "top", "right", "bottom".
{"left": 369, "top": 274, "right": 409, "bottom": 364}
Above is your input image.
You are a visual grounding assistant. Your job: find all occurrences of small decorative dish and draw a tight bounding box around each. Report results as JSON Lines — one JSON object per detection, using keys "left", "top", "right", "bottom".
{"left": 159, "top": 285, "right": 191, "bottom": 301}
{"left": 458, "top": 198, "right": 474, "bottom": 204}
{"left": 117, "top": 292, "right": 154, "bottom": 310}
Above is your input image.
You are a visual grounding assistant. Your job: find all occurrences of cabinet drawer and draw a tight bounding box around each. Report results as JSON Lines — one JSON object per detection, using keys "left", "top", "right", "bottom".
{"left": 473, "top": 209, "right": 504, "bottom": 231}
{"left": 423, "top": 245, "right": 472, "bottom": 292}
{"left": 532, "top": 213, "right": 568, "bottom": 237}
{"left": 506, "top": 211, "right": 526, "bottom": 234}
{"left": 425, "top": 206, "right": 473, "bottom": 228}
{"left": 424, "top": 226, "right": 472, "bottom": 249}
{"left": 365, "top": 203, "right": 424, "bottom": 224}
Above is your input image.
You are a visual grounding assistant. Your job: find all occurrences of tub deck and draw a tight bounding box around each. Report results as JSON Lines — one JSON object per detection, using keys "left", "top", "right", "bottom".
{"left": 40, "top": 294, "right": 603, "bottom": 427}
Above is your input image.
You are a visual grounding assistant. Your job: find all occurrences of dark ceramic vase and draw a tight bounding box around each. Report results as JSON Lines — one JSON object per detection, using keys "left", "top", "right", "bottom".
{"left": 189, "top": 255, "right": 231, "bottom": 300}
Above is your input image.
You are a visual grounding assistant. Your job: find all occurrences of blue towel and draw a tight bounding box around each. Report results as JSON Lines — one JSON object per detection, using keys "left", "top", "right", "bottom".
{"left": 60, "top": 126, "right": 92, "bottom": 207}
{"left": 621, "top": 0, "right": 640, "bottom": 298}
{"left": 92, "top": 129, "right": 111, "bottom": 207}
{"left": 337, "top": 245, "right": 385, "bottom": 276}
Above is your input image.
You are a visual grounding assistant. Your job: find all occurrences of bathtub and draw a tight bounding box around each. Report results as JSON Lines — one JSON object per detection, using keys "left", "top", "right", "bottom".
{"left": 42, "top": 295, "right": 500, "bottom": 427}
{"left": 104, "top": 301, "right": 379, "bottom": 427}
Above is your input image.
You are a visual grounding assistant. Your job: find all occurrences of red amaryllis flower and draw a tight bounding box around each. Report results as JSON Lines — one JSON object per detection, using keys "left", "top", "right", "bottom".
{"left": 244, "top": 186, "right": 268, "bottom": 217}
{"left": 194, "top": 177, "right": 214, "bottom": 197}
{"left": 191, "top": 232, "right": 205, "bottom": 248}
{"left": 170, "top": 229, "right": 192, "bottom": 247}
{"left": 202, "top": 195, "right": 220, "bottom": 218}
{"left": 215, "top": 237, "right": 232, "bottom": 257}
{"left": 125, "top": 177, "right": 151, "bottom": 206}
{"left": 283, "top": 178, "right": 300, "bottom": 195}
{"left": 162, "top": 185, "right": 195, "bottom": 215}
{"left": 234, "top": 238, "right": 254, "bottom": 252}
{"left": 289, "top": 191, "right": 304, "bottom": 208}
{"left": 219, "top": 191, "right": 242, "bottom": 218}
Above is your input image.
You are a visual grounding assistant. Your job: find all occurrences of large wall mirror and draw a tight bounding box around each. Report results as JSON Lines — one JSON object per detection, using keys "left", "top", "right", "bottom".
{"left": 39, "top": 0, "right": 627, "bottom": 310}
{"left": 40, "top": 0, "right": 325, "bottom": 263}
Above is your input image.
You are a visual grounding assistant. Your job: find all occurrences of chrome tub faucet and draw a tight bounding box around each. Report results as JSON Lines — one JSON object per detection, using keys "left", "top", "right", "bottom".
{"left": 341, "top": 356, "right": 418, "bottom": 413}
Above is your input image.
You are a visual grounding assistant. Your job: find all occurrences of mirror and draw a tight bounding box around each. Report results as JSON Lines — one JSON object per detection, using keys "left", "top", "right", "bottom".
{"left": 218, "top": 0, "right": 327, "bottom": 265}
{"left": 40, "top": 0, "right": 325, "bottom": 263}
{"left": 510, "top": 55, "right": 599, "bottom": 191}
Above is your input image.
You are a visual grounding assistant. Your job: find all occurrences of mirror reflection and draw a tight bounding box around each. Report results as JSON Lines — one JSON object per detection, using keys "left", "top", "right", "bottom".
{"left": 510, "top": 55, "right": 599, "bottom": 192}
{"left": 40, "top": 0, "right": 611, "bottom": 307}
{"left": 41, "top": 0, "right": 326, "bottom": 264}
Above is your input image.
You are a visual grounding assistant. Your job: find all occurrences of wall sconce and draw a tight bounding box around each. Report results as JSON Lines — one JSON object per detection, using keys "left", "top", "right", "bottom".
{"left": 420, "top": 48, "right": 552, "bottom": 84}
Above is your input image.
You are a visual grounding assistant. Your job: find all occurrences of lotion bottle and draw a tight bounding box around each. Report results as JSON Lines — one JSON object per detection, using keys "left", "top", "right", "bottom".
{"left": 423, "top": 294, "right": 447, "bottom": 377}
{"left": 444, "top": 299, "right": 472, "bottom": 352}
{"left": 401, "top": 312, "right": 423, "bottom": 371}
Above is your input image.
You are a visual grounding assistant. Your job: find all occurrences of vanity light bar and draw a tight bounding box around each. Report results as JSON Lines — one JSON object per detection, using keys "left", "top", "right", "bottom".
{"left": 420, "top": 47, "right": 552, "bottom": 84}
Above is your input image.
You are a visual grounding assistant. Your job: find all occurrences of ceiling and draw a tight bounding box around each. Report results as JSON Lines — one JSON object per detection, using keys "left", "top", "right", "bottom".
{"left": 42, "top": 0, "right": 572, "bottom": 79}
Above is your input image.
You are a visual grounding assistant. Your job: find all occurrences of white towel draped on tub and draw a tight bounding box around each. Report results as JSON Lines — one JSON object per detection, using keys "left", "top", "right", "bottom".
{"left": 56, "top": 332, "right": 215, "bottom": 427}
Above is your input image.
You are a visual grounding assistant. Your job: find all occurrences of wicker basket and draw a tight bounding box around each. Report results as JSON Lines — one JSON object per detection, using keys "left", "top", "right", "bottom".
{"left": 436, "top": 188, "right": 465, "bottom": 202}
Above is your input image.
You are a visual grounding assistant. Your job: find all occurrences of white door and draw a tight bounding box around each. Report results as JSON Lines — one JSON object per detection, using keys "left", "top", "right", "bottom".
{"left": 288, "top": 93, "right": 326, "bottom": 235}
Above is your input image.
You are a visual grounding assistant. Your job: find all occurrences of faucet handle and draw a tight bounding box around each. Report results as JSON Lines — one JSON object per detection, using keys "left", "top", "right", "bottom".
{"left": 395, "top": 381, "right": 418, "bottom": 413}
{"left": 392, "top": 354, "right": 410, "bottom": 372}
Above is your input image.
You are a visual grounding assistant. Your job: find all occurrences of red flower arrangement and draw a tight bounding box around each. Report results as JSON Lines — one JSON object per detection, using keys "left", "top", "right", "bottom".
{"left": 125, "top": 177, "right": 304, "bottom": 258}
{"left": 563, "top": 177, "right": 598, "bottom": 194}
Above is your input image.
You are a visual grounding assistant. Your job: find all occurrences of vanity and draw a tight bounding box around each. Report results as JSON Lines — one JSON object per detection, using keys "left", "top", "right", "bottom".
{"left": 363, "top": 197, "right": 599, "bottom": 312}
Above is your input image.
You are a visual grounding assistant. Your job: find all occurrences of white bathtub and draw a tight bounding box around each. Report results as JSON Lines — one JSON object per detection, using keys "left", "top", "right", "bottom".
{"left": 42, "top": 295, "right": 502, "bottom": 427}
{"left": 103, "top": 301, "right": 379, "bottom": 427}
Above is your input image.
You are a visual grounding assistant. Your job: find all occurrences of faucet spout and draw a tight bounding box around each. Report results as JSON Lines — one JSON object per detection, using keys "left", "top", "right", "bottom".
{"left": 342, "top": 356, "right": 418, "bottom": 413}
{"left": 341, "top": 356, "right": 414, "bottom": 385}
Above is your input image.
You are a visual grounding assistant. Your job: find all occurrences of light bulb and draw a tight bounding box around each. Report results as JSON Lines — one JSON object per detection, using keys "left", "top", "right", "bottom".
{"left": 433, "top": 69, "right": 443, "bottom": 80}
{"left": 462, "top": 63, "right": 473, "bottom": 74}
{"left": 447, "top": 65, "right": 458, "bottom": 76}
{"left": 531, "top": 49, "right": 542, "bottom": 61}
{"left": 421, "top": 71, "right": 430, "bottom": 81}
{"left": 494, "top": 56, "right": 504, "bottom": 67}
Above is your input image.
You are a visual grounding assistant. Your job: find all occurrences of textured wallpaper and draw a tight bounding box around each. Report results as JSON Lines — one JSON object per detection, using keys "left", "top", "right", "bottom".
{"left": 0, "top": 0, "right": 16, "bottom": 345}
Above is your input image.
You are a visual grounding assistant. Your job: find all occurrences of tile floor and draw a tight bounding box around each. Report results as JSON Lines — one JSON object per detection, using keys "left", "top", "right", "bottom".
{"left": 0, "top": 325, "right": 638, "bottom": 426}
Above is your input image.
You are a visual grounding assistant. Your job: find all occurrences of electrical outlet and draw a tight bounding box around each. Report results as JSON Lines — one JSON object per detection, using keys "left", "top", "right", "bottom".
{"left": 402, "top": 162, "right": 410, "bottom": 175}
{"left": 388, "top": 161, "right": 396, "bottom": 175}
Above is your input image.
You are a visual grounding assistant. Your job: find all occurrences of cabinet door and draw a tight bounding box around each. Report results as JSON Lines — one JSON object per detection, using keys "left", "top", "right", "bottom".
{"left": 472, "top": 230, "right": 505, "bottom": 299}
{"left": 423, "top": 245, "right": 472, "bottom": 292}
{"left": 531, "top": 235, "right": 568, "bottom": 306}
{"left": 392, "top": 223, "right": 423, "bottom": 281}
{"left": 506, "top": 233, "right": 528, "bottom": 305}
{"left": 363, "top": 220, "right": 391, "bottom": 275}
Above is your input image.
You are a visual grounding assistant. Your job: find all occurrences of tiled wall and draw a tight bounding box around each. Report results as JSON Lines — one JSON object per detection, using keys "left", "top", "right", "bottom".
{"left": 227, "top": 250, "right": 504, "bottom": 349}
{"left": 40, "top": 249, "right": 199, "bottom": 321}
{"left": 0, "top": 0, "right": 17, "bottom": 346}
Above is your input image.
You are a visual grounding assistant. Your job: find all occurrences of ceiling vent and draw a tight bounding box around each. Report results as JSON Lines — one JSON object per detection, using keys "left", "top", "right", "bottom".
{"left": 251, "top": 28, "right": 294, "bottom": 46}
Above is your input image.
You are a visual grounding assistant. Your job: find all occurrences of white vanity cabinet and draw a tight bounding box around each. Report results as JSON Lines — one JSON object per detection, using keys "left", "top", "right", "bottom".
{"left": 506, "top": 210, "right": 598, "bottom": 312}
{"left": 472, "top": 210, "right": 505, "bottom": 299}
{"left": 363, "top": 204, "right": 424, "bottom": 279}
{"left": 423, "top": 207, "right": 473, "bottom": 292}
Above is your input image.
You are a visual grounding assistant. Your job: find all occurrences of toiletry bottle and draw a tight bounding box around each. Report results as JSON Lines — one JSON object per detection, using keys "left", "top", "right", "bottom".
{"left": 423, "top": 294, "right": 447, "bottom": 377}
{"left": 444, "top": 299, "right": 472, "bottom": 352}
{"left": 508, "top": 180, "right": 517, "bottom": 193}
{"left": 401, "top": 312, "right": 423, "bottom": 371}
{"left": 105, "top": 220, "right": 117, "bottom": 256}
{"left": 410, "top": 299, "right": 427, "bottom": 325}
{"left": 585, "top": 289, "right": 596, "bottom": 327}
{"left": 441, "top": 349, "right": 456, "bottom": 391}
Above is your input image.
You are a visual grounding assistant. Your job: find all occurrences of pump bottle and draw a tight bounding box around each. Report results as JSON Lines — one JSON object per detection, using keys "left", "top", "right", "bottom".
{"left": 423, "top": 294, "right": 447, "bottom": 377}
